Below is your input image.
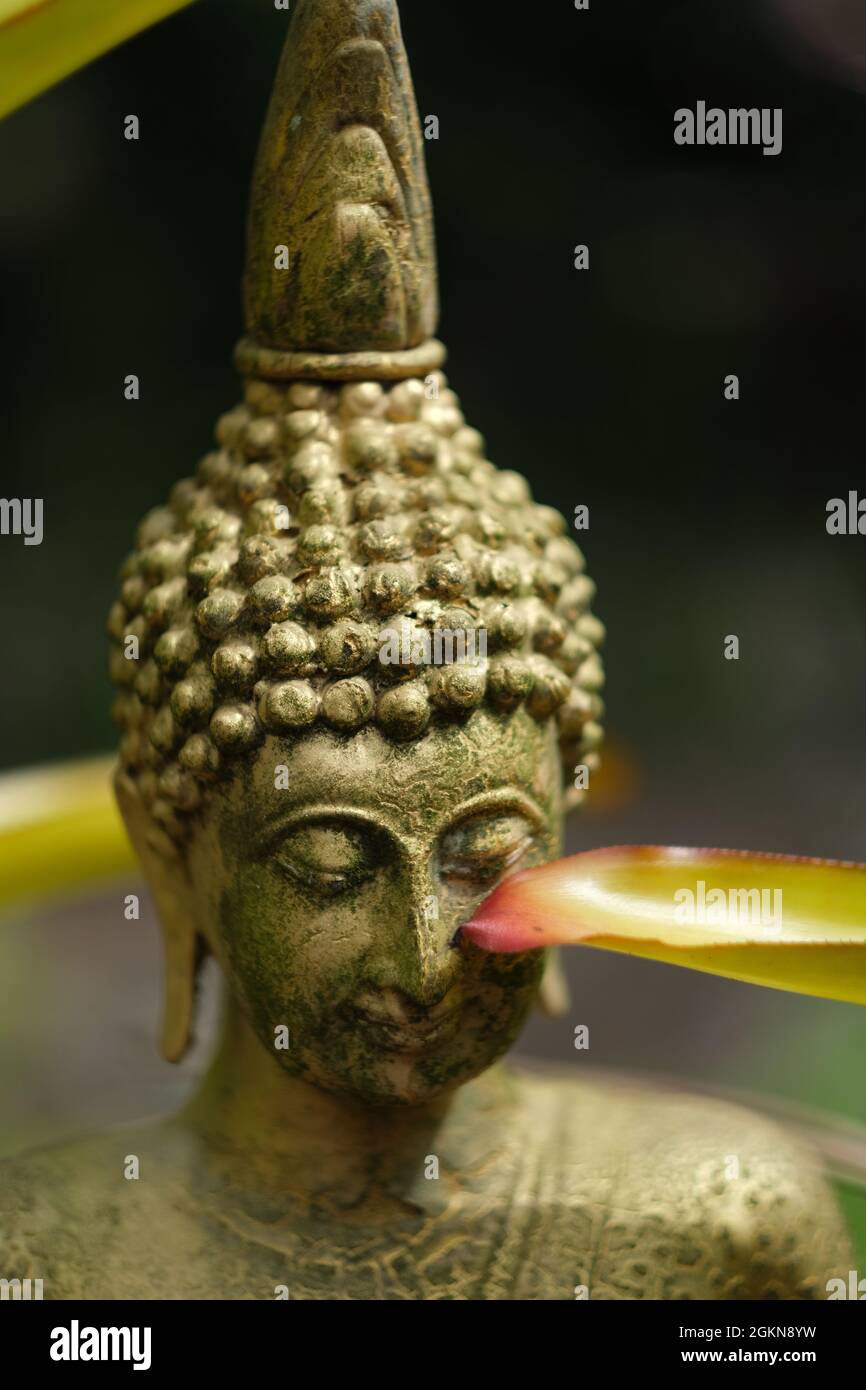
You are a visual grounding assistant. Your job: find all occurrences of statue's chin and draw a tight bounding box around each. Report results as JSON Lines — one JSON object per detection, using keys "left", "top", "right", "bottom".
{"left": 272, "top": 1043, "right": 510, "bottom": 1108}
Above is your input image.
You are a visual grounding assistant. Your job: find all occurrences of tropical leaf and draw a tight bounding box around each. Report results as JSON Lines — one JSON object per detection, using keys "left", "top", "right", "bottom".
{"left": 0, "top": 755, "right": 135, "bottom": 908}
{"left": 0, "top": 0, "right": 197, "bottom": 120}
{"left": 465, "top": 845, "right": 866, "bottom": 1005}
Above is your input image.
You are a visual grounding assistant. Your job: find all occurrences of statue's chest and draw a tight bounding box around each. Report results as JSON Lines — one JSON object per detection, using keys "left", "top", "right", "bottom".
{"left": 90, "top": 1133, "right": 733, "bottom": 1300}
{"left": 202, "top": 1140, "right": 598, "bottom": 1301}
{"left": 210, "top": 1200, "right": 577, "bottom": 1301}
{"left": 164, "top": 1093, "right": 742, "bottom": 1300}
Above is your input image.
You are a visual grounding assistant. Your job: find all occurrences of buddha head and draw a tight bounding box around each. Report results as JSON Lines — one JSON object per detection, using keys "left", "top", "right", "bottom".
{"left": 108, "top": 0, "right": 604, "bottom": 1106}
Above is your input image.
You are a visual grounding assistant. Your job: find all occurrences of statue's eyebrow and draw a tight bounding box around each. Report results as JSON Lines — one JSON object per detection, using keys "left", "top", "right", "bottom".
{"left": 254, "top": 805, "right": 397, "bottom": 854}
{"left": 253, "top": 788, "right": 547, "bottom": 857}
{"left": 437, "top": 789, "right": 547, "bottom": 839}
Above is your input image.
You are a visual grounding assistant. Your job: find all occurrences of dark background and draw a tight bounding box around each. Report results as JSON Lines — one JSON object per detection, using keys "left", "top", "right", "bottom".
{"left": 1, "top": 0, "right": 865, "bottom": 1245}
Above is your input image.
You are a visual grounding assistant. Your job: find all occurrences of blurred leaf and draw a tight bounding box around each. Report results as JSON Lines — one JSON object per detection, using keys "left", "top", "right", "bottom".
{"left": 837, "top": 1183, "right": 866, "bottom": 1271}
{"left": 466, "top": 845, "right": 866, "bottom": 1005}
{"left": 718, "top": 1086, "right": 866, "bottom": 1191}
{"left": 0, "top": 0, "right": 197, "bottom": 119}
{"left": 0, "top": 756, "right": 135, "bottom": 908}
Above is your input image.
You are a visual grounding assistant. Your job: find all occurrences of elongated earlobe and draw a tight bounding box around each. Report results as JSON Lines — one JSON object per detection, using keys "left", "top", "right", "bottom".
{"left": 537, "top": 947, "right": 570, "bottom": 1018}
{"left": 156, "top": 886, "right": 202, "bottom": 1064}
{"left": 114, "top": 769, "right": 201, "bottom": 1063}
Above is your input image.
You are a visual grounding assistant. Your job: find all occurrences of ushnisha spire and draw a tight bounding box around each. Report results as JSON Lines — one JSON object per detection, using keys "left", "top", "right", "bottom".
{"left": 109, "top": 0, "right": 606, "bottom": 872}
{"left": 237, "top": 0, "right": 443, "bottom": 382}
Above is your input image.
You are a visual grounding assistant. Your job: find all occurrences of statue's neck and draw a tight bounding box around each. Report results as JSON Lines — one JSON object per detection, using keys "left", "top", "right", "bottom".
{"left": 181, "top": 995, "right": 516, "bottom": 1209}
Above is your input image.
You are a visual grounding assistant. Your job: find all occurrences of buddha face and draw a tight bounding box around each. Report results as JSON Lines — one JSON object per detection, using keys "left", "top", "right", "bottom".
{"left": 184, "top": 707, "right": 563, "bottom": 1105}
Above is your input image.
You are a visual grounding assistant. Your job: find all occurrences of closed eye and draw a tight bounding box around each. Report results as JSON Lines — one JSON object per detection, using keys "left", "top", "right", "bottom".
{"left": 439, "top": 813, "right": 535, "bottom": 887}
{"left": 274, "top": 822, "right": 379, "bottom": 899}
{"left": 277, "top": 862, "right": 365, "bottom": 897}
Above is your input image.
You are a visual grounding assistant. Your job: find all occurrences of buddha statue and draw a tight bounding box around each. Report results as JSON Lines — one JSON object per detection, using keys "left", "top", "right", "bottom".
{"left": 1, "top": 0, "right": 851, "bottom": 1300}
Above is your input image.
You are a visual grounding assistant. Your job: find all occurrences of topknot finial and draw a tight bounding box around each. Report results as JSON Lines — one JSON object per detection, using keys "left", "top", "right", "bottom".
{"left": 240, "top": 0, "right": 441, "bottom": 379}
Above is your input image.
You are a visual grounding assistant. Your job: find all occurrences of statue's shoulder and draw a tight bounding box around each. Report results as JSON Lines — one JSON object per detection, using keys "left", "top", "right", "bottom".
{"left": 0, "top": 1123, "right": 201, "bottom": 1299}
{"left": 515, "top": 1070, "right": 852, "bottom": 1300}
{"left": 0, "top": 1137, "right": 98, "bottom": 1298}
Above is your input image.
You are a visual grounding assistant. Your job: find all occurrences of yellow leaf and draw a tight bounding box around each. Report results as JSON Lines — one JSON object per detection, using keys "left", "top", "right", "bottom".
{"left": 465, "top": 845, "right": 866, "bottom": 1005}
{"left": 0, "top": 0, "right": 197, "bottom": 120}
{"left": 0, "top": 755, "right": 136, "bottom": 908}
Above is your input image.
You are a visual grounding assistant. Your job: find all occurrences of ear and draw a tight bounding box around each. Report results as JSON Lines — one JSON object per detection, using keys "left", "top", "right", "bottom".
{"left": 114, "top": 769, "right": 201, "bottom": 1063}
{"left": 537, "top": 947, "right": 570, "bottom": 1018}
{"left": 563, "top": 786, "right": 587, "bottom": 815}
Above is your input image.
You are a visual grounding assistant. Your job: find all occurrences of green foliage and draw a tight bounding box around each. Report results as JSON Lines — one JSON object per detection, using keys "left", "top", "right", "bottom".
{"left": 0, "top": 0, "right": 196, "bottom": 119}
{"left": 836, "top": 1181, "right": 866, "bottom": 1277}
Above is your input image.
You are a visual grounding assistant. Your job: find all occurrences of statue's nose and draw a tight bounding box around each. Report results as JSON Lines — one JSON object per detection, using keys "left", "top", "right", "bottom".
{"left": 364, "top": 868, "right": 464, "bottom": 1009}
{"left": 405, "top": 891, "right": 464, "bottom": 1007}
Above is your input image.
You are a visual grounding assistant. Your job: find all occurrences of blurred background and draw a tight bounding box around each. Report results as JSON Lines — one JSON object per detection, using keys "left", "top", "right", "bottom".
{"left": 1, "top": 0, "right": 865, "bottom": 1256}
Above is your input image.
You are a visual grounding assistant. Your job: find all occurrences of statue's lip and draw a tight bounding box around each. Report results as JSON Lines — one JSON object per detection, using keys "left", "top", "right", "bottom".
{"left": 348, "top": 1001, "right": 464, "bottom": 1053}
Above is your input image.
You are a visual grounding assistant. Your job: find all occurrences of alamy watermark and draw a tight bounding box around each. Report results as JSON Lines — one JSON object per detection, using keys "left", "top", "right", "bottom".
{"left": 379, "top": 621, "right": 487, "bottom": 668}
{"left": 675, "top": 102, "right": 782, "bottom": 157}
{"left": 827, "top": 1271, "right": 866, "bottom": 1299}
{"left": 0, "top": 497, "right": 43, "bottom": 546}
{"left": 826, "top": 492, "right": 866, "bottom": 535}
{"left": 50, "top": 1322, "right": 152, "bottom": 1371}
{"left": 0, "top": 1276, "right": 43, "bottom": 1299}
{"left": 673, "top": 880, "right": 783, "bottom": 932}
